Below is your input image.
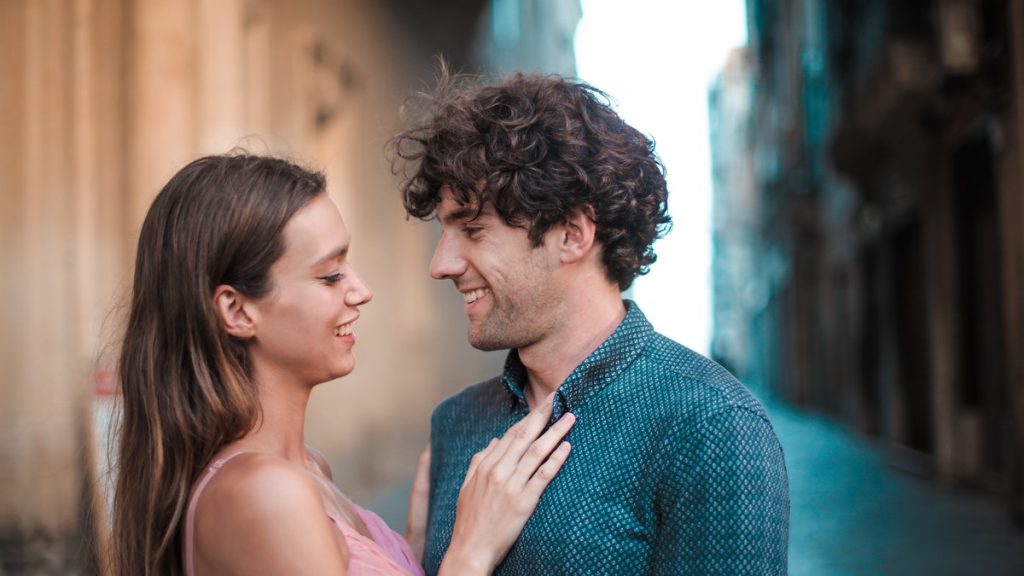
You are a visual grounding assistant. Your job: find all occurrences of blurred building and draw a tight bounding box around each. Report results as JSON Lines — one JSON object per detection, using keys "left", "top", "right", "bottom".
{"left": 475, "top": 0, "right": 580, "bottom": 76}
{"left": 0, "top": 0, "right": 578, "bottom": 572}
{"left": 712, "top": 0, "right": 1024, "bottom": 527}
{"left": 709, "top": 47, "right": 761, "bottom": 384}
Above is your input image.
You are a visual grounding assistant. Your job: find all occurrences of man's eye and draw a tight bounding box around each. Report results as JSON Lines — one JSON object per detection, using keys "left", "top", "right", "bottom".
{"left": 319, "top": 273, "right": 344, "bottom": 285}
{"left": 463, "top": 226, "right": 482, "bottom": 237}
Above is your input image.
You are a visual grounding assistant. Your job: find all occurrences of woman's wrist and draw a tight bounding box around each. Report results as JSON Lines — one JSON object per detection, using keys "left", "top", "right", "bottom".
{"left": 438, "top": 542, "right": 494, "bottom": 576}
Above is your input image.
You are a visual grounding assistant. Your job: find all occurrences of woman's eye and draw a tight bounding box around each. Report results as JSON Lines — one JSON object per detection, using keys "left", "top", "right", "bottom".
{"left": 319, "top": 273, "right": 344, "bottom": 285}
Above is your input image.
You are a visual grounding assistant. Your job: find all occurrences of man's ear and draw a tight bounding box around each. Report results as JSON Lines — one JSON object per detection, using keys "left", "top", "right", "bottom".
{"left": 559, "top": 207, "right": 597, "bottom": 264}
{"left": 213, "top": 284, "right": 256, "bottom": 339}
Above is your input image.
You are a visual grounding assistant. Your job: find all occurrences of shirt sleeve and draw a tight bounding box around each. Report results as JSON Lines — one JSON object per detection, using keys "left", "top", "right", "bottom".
{"left": 651, "top": 406, "right": 790, "bottom": 575}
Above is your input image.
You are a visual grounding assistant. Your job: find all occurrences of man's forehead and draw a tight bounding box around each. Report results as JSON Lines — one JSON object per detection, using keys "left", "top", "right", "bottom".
{"left": 439, "top": 187, "right": 493, "bottom": 221}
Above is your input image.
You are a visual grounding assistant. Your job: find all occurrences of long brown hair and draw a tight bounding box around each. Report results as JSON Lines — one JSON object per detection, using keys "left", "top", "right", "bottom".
{"left": 111, "top": 154, "right": 326, "bottom": 575}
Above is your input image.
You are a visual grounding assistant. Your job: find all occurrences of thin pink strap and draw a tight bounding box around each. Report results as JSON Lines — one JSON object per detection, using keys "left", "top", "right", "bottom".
{"left": 183, "top": 453, "right": 247, "bottom": 576}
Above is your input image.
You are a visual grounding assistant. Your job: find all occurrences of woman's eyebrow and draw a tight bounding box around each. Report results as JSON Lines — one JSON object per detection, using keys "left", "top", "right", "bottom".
{"left": 310, "top": 244, "right": 348, "bottom": 268}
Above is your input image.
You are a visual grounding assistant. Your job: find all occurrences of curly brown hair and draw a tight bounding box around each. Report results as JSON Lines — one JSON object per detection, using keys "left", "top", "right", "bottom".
{"left": 392, "top": 70, "right": 672, "bottom": 291}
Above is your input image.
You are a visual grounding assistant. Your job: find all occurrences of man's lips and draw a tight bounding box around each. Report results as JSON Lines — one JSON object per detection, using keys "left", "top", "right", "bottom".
{"left": 461, "top": 288, "right": 490, "bottom": 304}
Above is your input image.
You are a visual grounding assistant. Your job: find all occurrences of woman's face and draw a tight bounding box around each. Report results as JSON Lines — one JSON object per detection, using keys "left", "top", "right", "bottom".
{"left": 246, "top": 193, "right": 372, "bottom": 387}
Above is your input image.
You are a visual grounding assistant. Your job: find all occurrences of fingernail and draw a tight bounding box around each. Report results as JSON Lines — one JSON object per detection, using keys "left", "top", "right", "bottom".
{"left": 559, "top": 442, "right": 572, "bottom": 453}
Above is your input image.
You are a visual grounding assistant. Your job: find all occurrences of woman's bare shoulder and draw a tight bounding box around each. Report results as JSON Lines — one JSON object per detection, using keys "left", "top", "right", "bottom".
{"left": 192, "top": 453, "right": 348, "bottom": 575}
{"left": 203, "top": 453, "right": 317, "bottom": 510}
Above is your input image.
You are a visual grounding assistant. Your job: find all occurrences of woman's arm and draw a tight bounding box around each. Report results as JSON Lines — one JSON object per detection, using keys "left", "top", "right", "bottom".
{"left": 405, "top": 446, "right": 431, "bottom": 561}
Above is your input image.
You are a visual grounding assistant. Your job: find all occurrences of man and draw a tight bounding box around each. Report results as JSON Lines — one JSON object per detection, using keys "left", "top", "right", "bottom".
{"left": 394, "top": 72, "right": 789, "bottom": 575}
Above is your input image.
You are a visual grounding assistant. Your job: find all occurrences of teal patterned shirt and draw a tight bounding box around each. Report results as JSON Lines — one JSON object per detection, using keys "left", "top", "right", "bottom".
{"left": 424, "top": 301, "right": 789, "bottom": 575}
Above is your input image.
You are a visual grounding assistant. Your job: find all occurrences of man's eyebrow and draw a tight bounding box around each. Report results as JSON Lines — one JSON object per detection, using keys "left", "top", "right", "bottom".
{"left": 311, "top": 245, "right": 348, "bottom": 268}
{"left": 441, "top": 206, "right": 480, "bottom": 225}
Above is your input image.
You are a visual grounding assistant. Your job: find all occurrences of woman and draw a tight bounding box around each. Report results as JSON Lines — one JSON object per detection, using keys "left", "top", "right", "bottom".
{"left": 111, "top": 154, "right": 574, "bottom": 575}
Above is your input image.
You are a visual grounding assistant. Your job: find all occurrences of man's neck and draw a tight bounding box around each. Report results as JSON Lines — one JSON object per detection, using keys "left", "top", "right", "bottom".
{"left": 519, "top": 290, "right": 626, "bottom": 409}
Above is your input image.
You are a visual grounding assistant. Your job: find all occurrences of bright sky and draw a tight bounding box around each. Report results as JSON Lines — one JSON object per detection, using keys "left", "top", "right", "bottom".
{"left": 574, "top": 0, "right": 747, "bottom": 354}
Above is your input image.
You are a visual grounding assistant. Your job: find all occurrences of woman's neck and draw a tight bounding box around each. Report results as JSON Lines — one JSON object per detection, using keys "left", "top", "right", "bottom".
{"left": 234, "top": 371, "right": 312, "bottom": 463}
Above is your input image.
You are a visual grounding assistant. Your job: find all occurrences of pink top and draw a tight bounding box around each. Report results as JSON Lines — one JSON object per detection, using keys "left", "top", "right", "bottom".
{"left": 183, "top": 451, "right": 425, "bottom": 576}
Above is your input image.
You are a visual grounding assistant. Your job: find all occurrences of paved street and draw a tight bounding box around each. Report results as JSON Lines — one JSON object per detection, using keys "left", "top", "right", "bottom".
{"left": 768, "top": 399, "right": 1024, "bottom": 575}
{"left": 367, "top": 398, "right": 1024, "bottom": 575}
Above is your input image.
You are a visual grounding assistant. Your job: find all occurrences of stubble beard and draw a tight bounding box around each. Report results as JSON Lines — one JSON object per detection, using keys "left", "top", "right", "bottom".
{"left": 467, "top": 248, "right": 557, "bottom": 352}
{"left": 467, "top": 303, "right": 529, "bottom": 351}
{"left": 467, "top": 291, "right": 551, "bottom": 352}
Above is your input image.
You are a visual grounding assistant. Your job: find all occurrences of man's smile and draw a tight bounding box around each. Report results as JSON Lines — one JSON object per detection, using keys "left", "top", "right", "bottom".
{"left": 461, "top": 287, "right": 491, "bottom": 304}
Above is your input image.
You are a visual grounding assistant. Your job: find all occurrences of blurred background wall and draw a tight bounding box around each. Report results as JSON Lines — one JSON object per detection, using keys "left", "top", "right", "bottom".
{"left": 0, "top": 0, "right": 579, "bottom": 572}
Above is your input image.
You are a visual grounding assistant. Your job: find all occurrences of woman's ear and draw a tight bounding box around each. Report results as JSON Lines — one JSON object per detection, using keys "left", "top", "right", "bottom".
{"left": 560, "top": 207, "right": 597, "bottom": 264}
{"left": 213, "top": 284, "right": 256, "bottom": 339}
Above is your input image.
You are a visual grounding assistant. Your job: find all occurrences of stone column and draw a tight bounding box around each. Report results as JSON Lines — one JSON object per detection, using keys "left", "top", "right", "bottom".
{"left": 0, "top": 1, "right": 86, "bottom": 570}
{"left": 127, "top": 0, "right": 197, "bottom": 234}
{"left": 197, "top": 0, "right": 247, "bottom": 153}
{"left": 1003, "top": 0, "right": 1024, "bottom": 528}
{"left": 925, "top": 134, "right": 958, "bottom": 482}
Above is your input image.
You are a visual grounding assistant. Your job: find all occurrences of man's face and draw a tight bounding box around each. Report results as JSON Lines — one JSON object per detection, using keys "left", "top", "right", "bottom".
{"left": 429, "top": 188, "right": 562, "bottom": 351}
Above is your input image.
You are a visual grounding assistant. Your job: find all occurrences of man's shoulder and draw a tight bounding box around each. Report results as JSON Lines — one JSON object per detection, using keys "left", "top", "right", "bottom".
{"left": 636, "top": 331, "right": 770, "bottom": 423}
{"left": 631, "top": 333, "right": 785, "bottom": 485}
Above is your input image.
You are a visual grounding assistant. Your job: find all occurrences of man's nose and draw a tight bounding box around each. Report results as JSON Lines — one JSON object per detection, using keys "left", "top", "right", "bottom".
{"left": 429, "top": 231, "right": 466, "bottom": 280}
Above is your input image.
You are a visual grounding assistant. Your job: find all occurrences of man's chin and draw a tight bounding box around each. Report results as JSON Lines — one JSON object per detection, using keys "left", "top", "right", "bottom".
{"left": 467, "top": 329, "right": 511, "bottom": 352}
{"left": 468, "top": 336, "right": 506, "bottom": 352}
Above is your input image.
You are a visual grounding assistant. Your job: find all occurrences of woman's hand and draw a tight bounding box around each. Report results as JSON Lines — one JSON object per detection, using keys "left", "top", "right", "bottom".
{"left": 405, "top": 445, "right": 431, "bottom": 562}
{"left": 439, "top": 394, "right": 575, "bottom": 575}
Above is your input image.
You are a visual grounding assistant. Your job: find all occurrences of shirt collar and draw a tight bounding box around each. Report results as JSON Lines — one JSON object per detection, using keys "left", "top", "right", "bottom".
{"left": 501, "top": 300, "right": 654, "bottom": 418}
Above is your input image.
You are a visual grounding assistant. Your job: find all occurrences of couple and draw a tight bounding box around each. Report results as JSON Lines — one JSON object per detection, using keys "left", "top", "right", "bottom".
{"left": 111, "top": 72, "right": 789, "bottom": 575}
